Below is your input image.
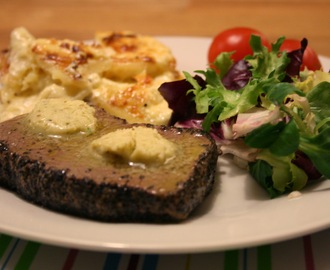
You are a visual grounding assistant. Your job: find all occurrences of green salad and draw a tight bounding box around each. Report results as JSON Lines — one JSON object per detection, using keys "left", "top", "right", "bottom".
{"left": 159, "top": 35, "right": 330, "bottom": 198}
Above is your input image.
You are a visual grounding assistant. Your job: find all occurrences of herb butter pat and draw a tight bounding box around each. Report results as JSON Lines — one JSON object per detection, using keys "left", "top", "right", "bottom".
{"left": 91, "top": 126, "right": 177, "bottom": 165}
{"left": 27, "top": 99, "right": 97, "bottom": 135}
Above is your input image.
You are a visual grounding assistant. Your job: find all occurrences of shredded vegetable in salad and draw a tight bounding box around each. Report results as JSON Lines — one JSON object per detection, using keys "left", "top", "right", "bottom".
{"left": 159, "top": 35, "right": 330, "bottom": 198}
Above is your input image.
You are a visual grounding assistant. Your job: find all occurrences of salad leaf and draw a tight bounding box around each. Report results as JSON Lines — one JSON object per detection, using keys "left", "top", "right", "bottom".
{"left": 245, "top": 121, "right": 287, "bottom": 149}
{"left": 251, "top": 149, "right": 308, "bottom": 197}
{"left": 307, "top": 81, "right": 330, "bottom": 126}
{"left": 158, "top": 75, "right": 205, "bottom": 125}
{"left": 245, "top": 120, "right": 300, "bottom": 156}
{"left": 232, "top": 107, "right": 281, "bottom": 138}
{"left": 265, "top": 82, "right": 305, "bottom": 105}
{"left": 269, "top": 120, "right": 299, "bottom": 156}
{"left": 218, "top": 82, "right": 260, "bottom": 121}
{"left": 292, "top": 150, "right": 322, "bottom": 180}
{"left": 181, "top": 70, "right": 260, "bottom": 131}
{"left": 202, "top": 103, "right": 224, "bottom": 132}
{"left": 249, "top": 160, "right": 282, "bottom": 198}
{"left": 221, "top": 60, "right": 252, "bottom": 90}
{"left": 285, "top": 38, "right": 307, "bottom": 78}
{"left": 213, "top": 52, "right": 234, "bottom": 79}
{"left": 246, "top": 35, "right": 289, "bottom": 82}
{"left": 299, "top": 126, "right": 330, "bottom": 178}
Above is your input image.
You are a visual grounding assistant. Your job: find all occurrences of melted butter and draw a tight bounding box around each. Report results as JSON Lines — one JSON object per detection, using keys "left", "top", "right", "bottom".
{"left": 27, "top": 98, "right": 97, "bottom": 135}
{"left": 90, "top": 126, "right": 177, "bottom": 165}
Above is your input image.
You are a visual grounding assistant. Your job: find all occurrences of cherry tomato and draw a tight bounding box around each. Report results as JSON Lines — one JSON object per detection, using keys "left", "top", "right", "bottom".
{"left": 208, "top": 27, "right": 271, "bottom": 64}
{"left": 280, "top": 39, "right": 322, "bottom": 71}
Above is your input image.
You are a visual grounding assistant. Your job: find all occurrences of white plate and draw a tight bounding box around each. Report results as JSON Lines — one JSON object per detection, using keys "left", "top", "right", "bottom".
{"left": 0, "top": 37, "right": 330, "bottom": 254}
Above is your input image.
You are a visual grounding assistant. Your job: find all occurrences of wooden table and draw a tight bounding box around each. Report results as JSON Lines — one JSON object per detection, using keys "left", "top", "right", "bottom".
{"left": 1, "top": 0, "right": 330, "bottom": 56}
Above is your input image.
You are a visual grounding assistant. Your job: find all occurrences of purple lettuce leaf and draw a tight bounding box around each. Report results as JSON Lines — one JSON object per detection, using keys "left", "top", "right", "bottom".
{"left": 158, "top": 75, "right": 206, "bottom": 125}
{"left": 284, "top": 38, "right": 307, "bottom": 80}
{"left": 292, "top": 150, "right": 322, "bottom": 181}
{"left": 221, "top": 60, "right": 252, "bottom": 90}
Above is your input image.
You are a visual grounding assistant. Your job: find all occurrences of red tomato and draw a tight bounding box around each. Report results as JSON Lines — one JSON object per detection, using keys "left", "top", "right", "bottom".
{"left": 280, "top": 39, "right": 322, "bottom": 71}
{"left": 208, "top": 27, "right": 271, "bottom": 64}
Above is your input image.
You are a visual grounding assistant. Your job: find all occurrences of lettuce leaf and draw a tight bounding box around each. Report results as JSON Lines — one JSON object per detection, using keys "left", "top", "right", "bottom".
{"left": 250, "top": 150, "right": 308, "bottom": 198}
{"left": 307, "top": 81, "right": 330, "bottom": 127}
{"left": 245, "top": 120, "right": 300, "bottom": 156}
{"left": 299, "top": 126, "right": 330, "bottom": 178}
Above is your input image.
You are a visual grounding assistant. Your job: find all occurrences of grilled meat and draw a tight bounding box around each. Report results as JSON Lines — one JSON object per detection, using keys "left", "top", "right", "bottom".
{"left": 0, "top": 107, "right": 218, "bottom": 223}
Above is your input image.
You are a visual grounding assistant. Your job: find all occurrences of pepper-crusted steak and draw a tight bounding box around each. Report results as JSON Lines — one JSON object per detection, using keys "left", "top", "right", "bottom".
{"left": 0, "top": 108, "right": 218, "bottom": 223}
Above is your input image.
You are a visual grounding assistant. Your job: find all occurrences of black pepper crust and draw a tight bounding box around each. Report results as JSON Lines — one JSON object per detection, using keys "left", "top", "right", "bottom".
{"left": 0, "top": 111, "right": 218, "bottom": 223}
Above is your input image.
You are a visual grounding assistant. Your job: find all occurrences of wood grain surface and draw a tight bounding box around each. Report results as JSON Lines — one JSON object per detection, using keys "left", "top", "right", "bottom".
{"left": 1, "top": 0, "right": 329, "bottom": 56}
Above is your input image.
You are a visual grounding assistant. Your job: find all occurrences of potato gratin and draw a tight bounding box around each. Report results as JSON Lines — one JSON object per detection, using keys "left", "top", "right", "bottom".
{"left": 0, "top": 28, "right": 182, "bottom": 123}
